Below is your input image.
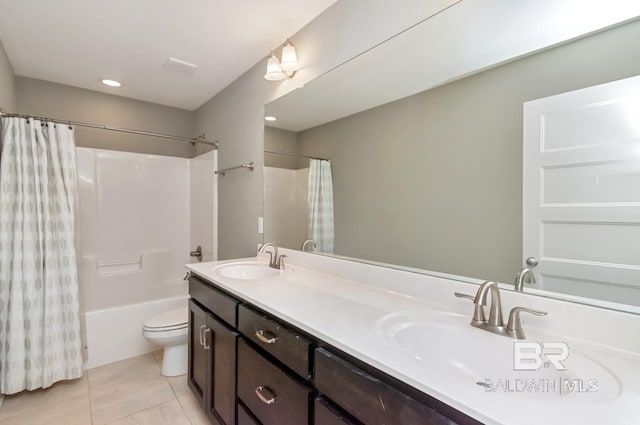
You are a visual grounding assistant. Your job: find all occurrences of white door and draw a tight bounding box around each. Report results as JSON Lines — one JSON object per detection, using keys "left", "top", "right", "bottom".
{"left": 523, "top": 75, "right": 640, "bottom": 306}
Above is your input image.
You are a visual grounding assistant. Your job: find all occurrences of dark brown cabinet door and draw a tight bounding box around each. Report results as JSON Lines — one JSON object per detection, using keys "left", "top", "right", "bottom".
{"left": 189, "top": 299, "right": 240, "bottom": 425}
{"left": 188, "top": 299, "right": 209, "bottom": 409}
{"left": 205, "top": 313, "right": 240, "bottom": 425}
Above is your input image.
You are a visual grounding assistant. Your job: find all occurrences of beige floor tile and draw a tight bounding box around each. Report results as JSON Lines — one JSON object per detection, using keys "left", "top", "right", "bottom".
{"left": 90, "top": 371, "right": 175, "bottom": 425}
{"left": 178, "top": 392, "right": 210, "bottom": 425}
{"left": 88, "top": 353, "right": 160, "bottom": 390}
{"left": 153, "top": 350, "right": 163, "bottom": 367}
{"left": 0, "top": 393, "right": 91, "bottom": 425}
{"left": 167, "top": 374, "right": 190, "bottom": 399}
{"left": 106, "top": 399, "right": 191, "bottom": 425}
{"left": 0, "top": 375, "right": 88, "bottom": 423}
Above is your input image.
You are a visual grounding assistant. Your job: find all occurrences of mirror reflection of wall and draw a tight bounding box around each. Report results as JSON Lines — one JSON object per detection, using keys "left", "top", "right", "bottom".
{"left": 264, "top": 18, "right": 640, "bottom": 290}
{"left": 264, "top": 127, "right": 335, "bottom": 254}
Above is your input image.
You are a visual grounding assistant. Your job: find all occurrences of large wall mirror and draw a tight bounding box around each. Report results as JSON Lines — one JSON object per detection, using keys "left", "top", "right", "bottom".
{"left": 263, "top": 3, "right": 640, "bottom": 313}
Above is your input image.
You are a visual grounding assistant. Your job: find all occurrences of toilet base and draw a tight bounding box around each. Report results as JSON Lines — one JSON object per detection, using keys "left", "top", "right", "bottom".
{"left": 161, "top": 343, "right": 188, "bottom": 376}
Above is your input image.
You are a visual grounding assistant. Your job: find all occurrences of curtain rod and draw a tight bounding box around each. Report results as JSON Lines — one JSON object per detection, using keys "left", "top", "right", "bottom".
{"left": 264, "top": 149, "right": 329, "bottom": 161}
{"left": 0, "top": 108, "right": 219, "bottom": 148}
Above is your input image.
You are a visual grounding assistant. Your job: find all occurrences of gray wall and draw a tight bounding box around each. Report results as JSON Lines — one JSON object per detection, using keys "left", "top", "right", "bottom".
{"left": 295, "top": 20, "right": 640, "bottom": 283}
{"left": 0, "top": 38, "right": 16, "bottom": 112}
{"left": 17, "top": 77, "right": 197, "bottom": 158}
{"left": 195, "top": 2, "right": 443, "bottom": 259}
{"left": 264, "top": 126, "right": 302, "bottom": 170}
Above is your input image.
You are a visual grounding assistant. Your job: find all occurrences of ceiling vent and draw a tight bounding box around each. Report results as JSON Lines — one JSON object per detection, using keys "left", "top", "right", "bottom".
{"left": 162, "top": 57, "right": 199, "bottom": 77}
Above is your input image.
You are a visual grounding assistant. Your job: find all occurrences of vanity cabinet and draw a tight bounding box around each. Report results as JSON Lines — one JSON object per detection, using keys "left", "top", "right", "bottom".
{"left": 188, "top": 277, "right": 240, "bottom": 425}
{"left": 237, "top": 403, "right": 261, "bottom": 425}
{"left": 315, "top": 397, "right": 360, "bottom": 425}
{"left": 188, "top": 274, "right": 481, "bottom": 425}
{"left": 237, "top": 339, "right": 311, "bottom": 425}
{"left": 238, "top": 304, "right": 312, "bottom": 379}
{"left": 315, "top": 348, "right": 465, "bottom": 425}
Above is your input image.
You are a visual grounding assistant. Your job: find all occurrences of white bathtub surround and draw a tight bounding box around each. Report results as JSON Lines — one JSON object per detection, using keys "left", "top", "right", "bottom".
{"left": 76, "top": 148, "right": 191, "bottom": 312}
{"left": 76, "top": 148, "right": 205, "bottom": 369}
{"left": 190, "top": 150, "right": 217, "bottom": 262}
{"left": 263, "top": 167, "right": 309, "bottom": 250}
{"left": 187, "top": 250, "right": 640, "bottom": 425}
{"left": 0, "top": 118, "right": 83, "bottom": 394}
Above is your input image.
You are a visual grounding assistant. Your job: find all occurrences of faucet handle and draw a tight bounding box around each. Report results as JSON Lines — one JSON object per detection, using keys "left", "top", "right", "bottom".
{"left": 454, "top": 292, "right": 475, "bottom": 301}
{"left": 454, "top": 292, "right": 486, "bottom": 324}
{"left": 506, "top": 307, "right": 547, "bottom": 339}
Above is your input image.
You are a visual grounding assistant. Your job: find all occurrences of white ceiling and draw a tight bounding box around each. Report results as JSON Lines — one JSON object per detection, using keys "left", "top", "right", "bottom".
{"left": 0, "top": 0, "right": 337, "bottom": 110}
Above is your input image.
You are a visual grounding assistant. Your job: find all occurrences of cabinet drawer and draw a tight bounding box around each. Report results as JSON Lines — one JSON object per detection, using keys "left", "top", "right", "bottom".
{"left": 189, "top": 276, "right": 238, "bottom": 327}
{"left": 315, "top": 397, "right": 359, "bottom": 425}
{"left": 315, "top": 348, "right": 460, "bottom": 425}
{"left": 238, "top": 403, "right": 261, "bottom": 425}
{"left": 238, "top": 304, "right": 311, "bottom": 379}
{"left": 238, "top": 339, "right": 311, "bottom": 425}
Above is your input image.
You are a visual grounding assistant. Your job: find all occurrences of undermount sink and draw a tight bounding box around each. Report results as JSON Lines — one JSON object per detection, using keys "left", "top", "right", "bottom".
{"left": 376, "top": 311, "right": 620, "bottom": 404}
{"left": 213, "top": 262, "right": 279, "bottom": 280}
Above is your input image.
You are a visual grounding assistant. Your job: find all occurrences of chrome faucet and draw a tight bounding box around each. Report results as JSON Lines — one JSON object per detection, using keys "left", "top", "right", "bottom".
{"left": 474, "top": 281, "right": 504, "bottom": 328}
{"left": 515, "top": 268, "right": 536, "bottom": 292}
{"left": 455, "top": 281, "right": 547, "bottom": 339}
{"left": 258, "top": 242, "right": 286, "bottom": 270}
{"left": 301, "top": 239, "right": 317, "bottom": 252}
{"left": 514, "top": 257, "right": 538, "bottom": 292}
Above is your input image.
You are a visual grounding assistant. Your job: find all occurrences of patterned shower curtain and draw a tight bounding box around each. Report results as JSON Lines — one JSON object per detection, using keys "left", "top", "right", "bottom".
{"left": 308, "top": 159, "right": 334, "bottom": 253}
{"left": 0, "top": 117, "right": 83, "bottom": 394}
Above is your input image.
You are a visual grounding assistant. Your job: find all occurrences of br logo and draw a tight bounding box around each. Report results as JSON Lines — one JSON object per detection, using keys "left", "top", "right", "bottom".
{"left": 513, "top": 342, "right": 569, "bottom": 371}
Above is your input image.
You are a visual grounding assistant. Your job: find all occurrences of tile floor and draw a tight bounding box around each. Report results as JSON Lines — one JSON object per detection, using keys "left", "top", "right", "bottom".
{"left": 0, "top": 351, "right": 210, "bottom": 425}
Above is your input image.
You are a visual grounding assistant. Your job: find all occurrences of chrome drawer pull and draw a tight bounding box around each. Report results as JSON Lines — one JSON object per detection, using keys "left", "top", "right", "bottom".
{"left": 255, "top": 385, "right": 277, "bottom": 405}
{"left": 203, "top": 328, "right": 211, "bottom": 350}
{"left": 255, "top": 329, "right": 278, "bottom": 344}
{"left": 199, "top": 325, "right": 207, "bottom": 346}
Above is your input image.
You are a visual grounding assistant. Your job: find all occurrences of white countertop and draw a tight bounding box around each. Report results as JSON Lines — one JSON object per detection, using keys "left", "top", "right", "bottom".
{"left": 186, "top": 255, "right": 640, "bottom": 425}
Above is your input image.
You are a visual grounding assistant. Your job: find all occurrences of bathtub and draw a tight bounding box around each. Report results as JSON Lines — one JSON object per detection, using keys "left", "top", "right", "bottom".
{"left": 83, "top": 295, "right": 188, "bottom": 370}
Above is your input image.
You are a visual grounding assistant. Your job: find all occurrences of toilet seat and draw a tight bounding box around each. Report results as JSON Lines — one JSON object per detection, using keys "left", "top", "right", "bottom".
{"left": 143, "top": 307, "right": 188, "bottom": 332}
{"left": 143, "top": 323, "right": 188, "bottom": 332}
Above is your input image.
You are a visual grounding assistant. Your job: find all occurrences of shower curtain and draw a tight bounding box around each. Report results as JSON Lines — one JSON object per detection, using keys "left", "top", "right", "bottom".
{"left": 308, "top": 159, "right": 334, "bottom": 253}
{"left": 0, "top": 117, "right": 83, "bottom": 394}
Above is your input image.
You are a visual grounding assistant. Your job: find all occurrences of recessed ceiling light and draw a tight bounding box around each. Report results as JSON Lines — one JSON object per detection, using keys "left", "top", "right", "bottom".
{"left": 101, "top": 79, "right": 122, "bottom": 87}
{"left": 264, "top": 116, "right": 277, "bottom": 121}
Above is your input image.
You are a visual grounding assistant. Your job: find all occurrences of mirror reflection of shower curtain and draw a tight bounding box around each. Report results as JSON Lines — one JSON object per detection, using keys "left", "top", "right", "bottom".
{"left": 308, "top": 159, "right": 334, "bottom": 253}
{"left": 0, "top": 117, "right": 83, "bottom": 394}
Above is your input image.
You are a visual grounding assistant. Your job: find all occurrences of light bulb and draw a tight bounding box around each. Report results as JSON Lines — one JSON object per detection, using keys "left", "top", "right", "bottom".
{"left": 280, "top": 42, "right": 300, "bottom": 73}
{"left": 264, "top": 54, "right": 286, "bottom": 81}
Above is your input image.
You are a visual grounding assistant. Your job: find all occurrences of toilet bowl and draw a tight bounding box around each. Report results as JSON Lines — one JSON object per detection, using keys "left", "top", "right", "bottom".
{"left": 142, "top": 307, "right": 189, "bottom": 376}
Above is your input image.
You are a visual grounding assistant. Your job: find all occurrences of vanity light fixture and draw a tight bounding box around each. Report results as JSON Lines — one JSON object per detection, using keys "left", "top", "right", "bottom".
{"left": 101, "top": 79, "right": 122, "bottom": 87}
{"left": 264, "top": 41, "right": 300, "bottom": 81}
{"left": 264, "top": 116, "right": 277, "bottom": 122}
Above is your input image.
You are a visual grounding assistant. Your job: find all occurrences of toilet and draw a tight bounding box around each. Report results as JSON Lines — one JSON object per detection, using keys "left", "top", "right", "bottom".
{"left": 142, "top": 307, "right": 189, "bottom": 376}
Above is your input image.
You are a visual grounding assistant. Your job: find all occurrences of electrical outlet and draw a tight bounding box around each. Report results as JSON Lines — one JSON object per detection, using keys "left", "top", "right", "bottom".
{"left": 258, "top": 217, "right": 264, "bottom": 234}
